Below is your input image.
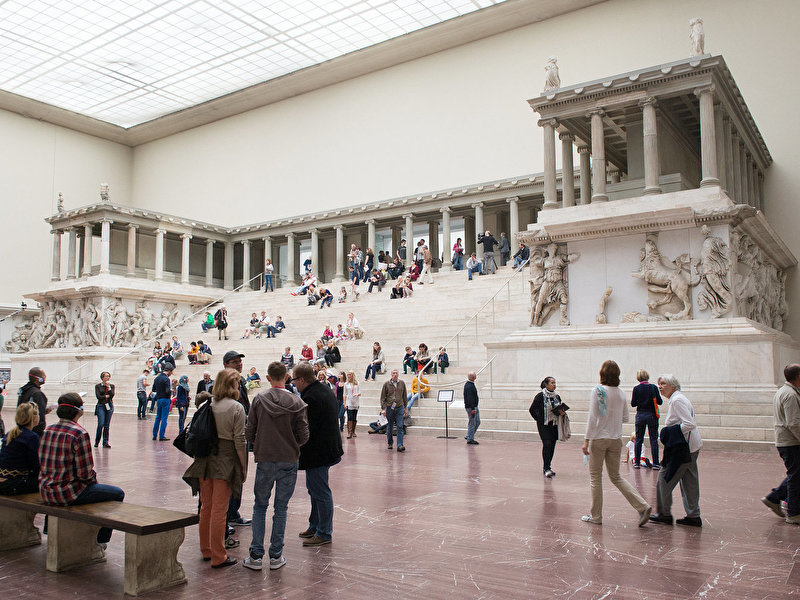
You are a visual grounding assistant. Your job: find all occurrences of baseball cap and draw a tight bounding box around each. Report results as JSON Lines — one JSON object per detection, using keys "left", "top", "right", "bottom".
{"left": 223, "top": 350, "right": 245, "bottom": 364}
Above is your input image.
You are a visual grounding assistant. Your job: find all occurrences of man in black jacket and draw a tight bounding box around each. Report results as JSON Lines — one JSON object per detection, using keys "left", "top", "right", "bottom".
{"left": 292, "top": 362, "right": 343, "bottom": 547}
{"left": 17, "top": 367, "right": 49, "bottom": 436}
{"left": 464, "top": 372, "right": 480, "bottom": 445}
{"left": 478, "top": 230, "right": 498, "bottom": 275}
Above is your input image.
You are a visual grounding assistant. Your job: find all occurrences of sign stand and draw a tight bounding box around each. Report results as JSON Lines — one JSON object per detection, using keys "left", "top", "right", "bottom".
{"left": 436, "top": 389, "right": 457, "bottom": 439}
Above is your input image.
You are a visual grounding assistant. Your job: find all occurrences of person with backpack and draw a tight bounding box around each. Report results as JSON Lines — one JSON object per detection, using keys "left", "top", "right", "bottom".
{"left": 182, "top": 368, "right": 247, "bottom": 568}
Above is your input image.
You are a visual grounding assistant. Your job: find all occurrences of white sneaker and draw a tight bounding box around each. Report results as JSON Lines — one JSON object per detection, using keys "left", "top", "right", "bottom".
{"left": 269, "top": 555, "right": 286, "bottom": 570}
{"left": 581, "top": 515, "right": 602, "bottom": 524}
{"left": 242, "top": 556, "right": 262, "bottom": 570}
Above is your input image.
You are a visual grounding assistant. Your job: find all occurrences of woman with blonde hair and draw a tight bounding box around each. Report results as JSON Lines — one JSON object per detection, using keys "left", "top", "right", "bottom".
{"left": 581, "top": 360, "right": 651, "bottom": 527}
{"left": 343, "top": 371, "right": 361, "bottom": 439}
{"left": 0, "top": 403, "right": 41, "bottom": 495}
{"left": 182, "top": 368, "right": 247, "bottom": 568}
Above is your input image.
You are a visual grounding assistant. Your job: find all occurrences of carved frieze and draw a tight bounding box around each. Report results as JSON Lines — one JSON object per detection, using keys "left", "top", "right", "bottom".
{"left": 632, "top": 238, "right": 699, "bottom": 321}
{"left": 529, "top": 243, "right": 580, "bottom": 327}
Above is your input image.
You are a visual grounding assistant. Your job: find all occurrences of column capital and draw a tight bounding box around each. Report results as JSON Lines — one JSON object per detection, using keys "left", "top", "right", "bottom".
{"left": 364, "top": 219, "right": 376, "bottom": 225}
{"left": 286, "top": 232, "right": 296, "bottom": 240}
{"left": 693, "top": 84, "right": 715, "bottom": 98}
{"left": 241, "top": 238, "right": 250, "bottom": 246}
{"left": 401, "top": 213, "right": 414, "bottom": 219}
{"left": 127, "top": 223, "right": 139, "bottom": 230}
{"left": 440, "top": 206, "right": 451, "bottom": 214}
{"left": 577, "top": 144, "right": 590, "bottom": 154}
{"left": 538, "top": 118, "right": 558, "bottom": 129}
{"left": 262, "top": 234, "right": 273, "bottom": 241}
{"left": 638, "top": 96, "right": 658, "bottom": 109}
{"left": 100, "top": 217, "right": 114, "bottom": 225}
{"left": 471, "top": 202, "right": 484, "bottom": 210}
{"left": 50, "top": 228, "right": 63, "bottom": 236}
{"left": 333, "top": 224, "right": 344, "bottom": 231}
{"left": 587, "top": 108, "right": 605, "bottom": 118}
{"left": 558, "top": 131, "right": 574, "bottom": 142}
{"left": 309, "top": 228, "right": 319, "bottom": 235}
{"left": 505, "top": 196, "right": 520, "bottom": 204}
{"left": 206, "top": 238, "right": 215, "bottom": 245}
{"left": 181, "top": 233, "right": 192, "bottom": 240}
{"left": 155, "top": 227, "right": 167, "bottom": 235}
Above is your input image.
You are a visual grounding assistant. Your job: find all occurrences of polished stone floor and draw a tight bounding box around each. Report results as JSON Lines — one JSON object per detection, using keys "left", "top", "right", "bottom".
{"left": 1, "top": 414, "right": 798, "bottom": 599}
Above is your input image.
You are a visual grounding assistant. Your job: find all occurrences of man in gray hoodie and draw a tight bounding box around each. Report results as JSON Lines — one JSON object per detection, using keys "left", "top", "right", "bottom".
{"left": 243, "top": 361, "right": 309, "bottom": 571}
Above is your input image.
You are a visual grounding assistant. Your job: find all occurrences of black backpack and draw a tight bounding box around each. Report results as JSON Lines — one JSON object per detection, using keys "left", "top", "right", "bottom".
{"left": 184, "top": 400, "right": 218, "bottom": 458}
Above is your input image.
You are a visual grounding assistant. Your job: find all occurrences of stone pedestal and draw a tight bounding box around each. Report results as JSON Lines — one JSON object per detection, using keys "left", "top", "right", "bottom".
{"left": 124, "top": 529, "right": 187, "bottom": 596}
{"left": 0, "top": 507, "right": 41, "bottom": 551}
{"left": 46, "top": 516, "right": 106, "bottom": 572}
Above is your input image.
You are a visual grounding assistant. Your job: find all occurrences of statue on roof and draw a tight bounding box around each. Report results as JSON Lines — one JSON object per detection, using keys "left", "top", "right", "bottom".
{"left": 689, "top": 18, "right": 704, "bottom": 56}
{"left": 57, "top": 192, "right": 64, "bottom": 213}
{"left": 100, "top": 183, "right": 110, "bottom": 202}
{"left": 543, "top": 57, "right": 560, "bottom": 92}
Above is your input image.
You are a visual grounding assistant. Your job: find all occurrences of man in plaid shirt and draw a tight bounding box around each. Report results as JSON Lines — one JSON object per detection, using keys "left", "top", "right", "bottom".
{"left": 38, "top": 392, "right": 124, "bottom": 544}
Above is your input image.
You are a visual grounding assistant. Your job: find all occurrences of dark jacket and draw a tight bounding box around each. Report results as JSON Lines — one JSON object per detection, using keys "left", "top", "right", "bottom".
{"left": 660, "top": 424, "right": 691, "bottom": 482}
{"left": 513, "top": 245, "right": 530, "bottom": 261}
{"left": 237, "top": 377, "right": 250, "bottom": 415}
{"left": 529, "top": 392, "right": 564, "bottom": 426}
{"left": 499, "top": 236, "right": 510, "bottom": 255}
{"left": 152, "top": 372, "right": 172, "bottom": 399}
{"left": 479, "top": 234, "right": 498, "bottom": 252}
{"left": 94, "top": 382, "right": 115, "bottom": 405}
{"left": 298, "top": 381, "right": 343, "bottom": 470}
{"left": 324, "top": 345, "right": 341, "bottom": 364}
{"left": 631, "top": 382, "right": 662, "bottom": 415}
{"left": 246, "top": 387, "right": 309, "bottom": 463}
{"left": 464, "top": 381, "right": 479, "bottom": 410}
{"left": 196, "top": 378, "right": 214, "bottom": 395}
{"left": 17, "top": 382, "right": 47, "bottom": 437}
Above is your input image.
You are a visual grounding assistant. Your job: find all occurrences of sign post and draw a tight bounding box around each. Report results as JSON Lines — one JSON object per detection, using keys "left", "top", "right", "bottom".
{"left": 436, "top": 389, "right": 456, "bottom": 439}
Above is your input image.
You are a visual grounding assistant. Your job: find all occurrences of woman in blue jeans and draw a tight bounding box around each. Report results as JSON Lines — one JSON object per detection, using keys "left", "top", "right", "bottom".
{"left": 264, "top": 258, "right": 274, "bottom": 292}
{"left": 630, "top": 369, "right": 663, "bottom": 469}
{"left": 93, "top": 371, "right": 115, "bottom": 448}
{"left": 152, "top": 364, "right": 174, "bottom": 441}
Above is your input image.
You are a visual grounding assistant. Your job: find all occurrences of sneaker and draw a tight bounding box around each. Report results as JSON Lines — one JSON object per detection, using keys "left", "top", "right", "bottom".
{"left": 467, "top": 440, "right": 479, "bottom": 445}
{"left": 224, "top": 537, "right": 240, "bottom": 549}
{"left": 544, "top": 469, "right": 555, "bottom": 478}
{"left": 632, "top": 464, "right": 641, "bottom": 469}
{"left": 269, "top": 555, "right": 286, "bottom": 570}
{"left": 581, "top": 515, "right": 602, "bottom": 524}
{"left": 652, "top": 464, "right": 662, "bottom": 471}
{"left": 761, "top": 497, "right": 784, "bottom": 518}
{"left": 785, "top": 514, "right": 800, "bottom": 525}
{"left": 387, "top": 444, "right": 393, "bottom": 450}
{"left": 228, "top": 518, "right": 252, "bottom": 527}
{"left": 676, "top": 516, "right": 702, "bottom": 527}
{"left": 397, "top": 446, "right": 405, "bottom": 452}
{"left": 302, "top": 535, "right": 332, "bottom": 547}
{"left": 639, "top": 506, "right": 652, "bottom": 527}
{"left": 242, "top": 556, "right": 262, "bottom": 570}
{"left": 298, "top": 528, "right": 315, "bottom": 538}
{"left": 649, "top": 513, "right": 673, "bottom": 525}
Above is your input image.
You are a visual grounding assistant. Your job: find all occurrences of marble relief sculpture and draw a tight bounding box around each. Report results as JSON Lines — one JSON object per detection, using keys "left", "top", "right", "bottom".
{"left": 530, "top": 243, "right": 580, "bottom": 326}
{"left": 689, "top": 18, "right": 704, "bottom": 56}
{"left": 733, "top": 231, "right": 788, "bottom": 330}
{"left": 595, "top": 287, "right": 613, "bottom": 324}
{"left": 632, "top": 239, "right": 699, "bottom": 321}
{"left": 696, "top": 225, "right": 733, "bottom": 317}
{"left": 543, "top": 57, "right": 560, "bottom": 92}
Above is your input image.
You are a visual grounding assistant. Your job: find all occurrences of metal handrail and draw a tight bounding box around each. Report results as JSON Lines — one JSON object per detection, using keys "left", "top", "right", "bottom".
{"left": 59, "top": 272, "right": 264, "bottom": 384}
{"left": 414, "top": 355, "right": 497, "bottom": 402}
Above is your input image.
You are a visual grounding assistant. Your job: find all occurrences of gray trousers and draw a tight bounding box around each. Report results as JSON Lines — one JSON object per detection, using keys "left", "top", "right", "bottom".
{"left": 656, "top": 450, "right": 700, "bottom": 517}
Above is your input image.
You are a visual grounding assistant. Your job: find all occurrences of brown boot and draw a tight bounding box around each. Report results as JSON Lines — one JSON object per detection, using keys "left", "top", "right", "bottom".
{"left": 346, "top": 422, "right": 353, "bottom": 439}
{"left": 352, "top": 420, "right": 357, "bottom": 437}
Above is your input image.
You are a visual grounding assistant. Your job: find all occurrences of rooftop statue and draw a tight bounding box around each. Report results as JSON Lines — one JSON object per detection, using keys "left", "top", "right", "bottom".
{"left": 543, "top": 57, "right": 560, "bottom": 92}
{"left": 689, "top": 18, "right": 704, "bottom": 56}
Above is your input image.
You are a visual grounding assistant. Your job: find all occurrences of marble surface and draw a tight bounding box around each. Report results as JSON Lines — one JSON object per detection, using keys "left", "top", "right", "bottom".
{"left": 0, "top": 414, "right": 797, "bottom": 599}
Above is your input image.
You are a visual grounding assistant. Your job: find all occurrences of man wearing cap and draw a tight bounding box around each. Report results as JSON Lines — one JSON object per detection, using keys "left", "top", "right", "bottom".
{"left": 223, "top": 350, "right": 251, "bottom": 530}
{"left": 151, "top": 363, "right": 173, "bottom": 441}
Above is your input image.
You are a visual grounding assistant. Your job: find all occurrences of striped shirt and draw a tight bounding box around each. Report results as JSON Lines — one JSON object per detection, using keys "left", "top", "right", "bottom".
{"left": 38, "top": 419, "right": 96, "bottom": 505}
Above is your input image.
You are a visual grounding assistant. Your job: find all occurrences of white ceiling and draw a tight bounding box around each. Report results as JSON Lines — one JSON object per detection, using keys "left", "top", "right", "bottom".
{"left": 0, "top": 0, "right": 509, "bottom": 128}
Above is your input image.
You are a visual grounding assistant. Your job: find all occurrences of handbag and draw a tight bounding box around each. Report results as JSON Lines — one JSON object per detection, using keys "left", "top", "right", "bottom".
{"left": 652, "top": 384, "right": 660, "bottom": 418}
{"left": 173, "top": 425, "right": 190, "bottom": 456}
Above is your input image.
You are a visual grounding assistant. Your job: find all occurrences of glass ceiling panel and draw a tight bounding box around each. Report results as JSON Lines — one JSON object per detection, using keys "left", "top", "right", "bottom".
{"left": 0, "top": 0, "right": 505, "bottom": 128}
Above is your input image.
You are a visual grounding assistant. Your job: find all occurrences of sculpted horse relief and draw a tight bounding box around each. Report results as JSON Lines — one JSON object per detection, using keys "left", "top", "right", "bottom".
{"left": 632, "top": 239, "right": 699, "bottom": 321}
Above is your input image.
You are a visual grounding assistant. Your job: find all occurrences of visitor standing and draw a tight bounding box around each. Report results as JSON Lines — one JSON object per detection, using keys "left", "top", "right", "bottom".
{"left": 93, "top": 371, "right": 115, "bottom": 448}
{"left": 18, "top": 367, "right": 49, "bottom": 437}
{"left": 529, "top": 376, "right": 563, "bottom": 477}
{"left": 464, "top": 372, "right": 480, "bottom": 445}
{"left": 152, "top": 363, "right": 174, "bottom": 441}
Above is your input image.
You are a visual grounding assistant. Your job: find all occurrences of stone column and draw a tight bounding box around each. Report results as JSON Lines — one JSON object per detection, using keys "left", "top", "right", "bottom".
{"left": 715, "top": 106, "right": 728, "bottom": 194}
{"left": 730, "top": 132, "right": 742, "bottom": 203}
{"left": 722, "top": 116, "right": 733, "bottom": 197}
{"left": 541, "top": 119, "right": 558, "bottom": 210}
{"left": 205, "top": 239, "right": 214, "bottom": 287}
{"left": 506, "top": 197, "right": 520, "bottom": 242}
{"left": 739, "top": 142, "right": 749, "bottom": 206}
{"left": 391, "top": 226, "right": 401, "bottom": 255}
{"left": 181, "top": 234, "right": 192, "bottom": 285}
{"left": 590, "top": 109, "right": 608, "bottom": 202}
{"left": 404, "top": 214, "right": 414, "bottom": 245}
{"left": 154, "top": 228, "right": 165, "bottom": 281}
{"left": 99, "top": 219, "right": 113, "bottom": 275}
{"left": 577, "top": 145, "right": 591, "bottom": 205}
{"left": 263, "top": 236, "right": 273, "bottom": 282}
{"left": 463, "top": 215, "right": 475, "bottom": 257}
{"left": 309, "top": 229, "right": 319, "bottom": 278}
{"left": 640, "top": 97, "right": 661, "bottom": 195}
{"left": 223, "top": 241, "right": 234, "bottom": 290}
{"left": 82, "top": 223, "right": 93, "bottom": 277}
{"left": 51, "top": 230, "right": 62, "bottom": 281}
{"left": 695, "top": 85, "right": 719, "bottom": 187}
{"left": 127, "top": 224, "right": 138, "bottom": 276}
{"left": 757, "top": 172, "right": 764, "bottom": 212}
{"left": 66, "top": 228, "right": 77, "bottom": 279}
{"left": 473, "top": 202, "right": 484, "bottom": 262}
{"left": 428, "top": 220, "right": 439, "bottom": 267}
{"left": 334, "top": 226, "right": 345, "bottom": 281}
{"left": 560, "top": 132, "right": 575, "bottom": 207}
{"left": 366, "top": 219, "right": 376, "bottom": 254}
{"left": 440, "top": 207, "right": 452, "bottom": 271}
{"left": 241, "top": 239, "right": 251, "bottom": 288}
{"left": 751, "top": 164, "right": 760, "bottom": 211}
{"left": 286, "top": 233, "right": 296, "bottom": 286}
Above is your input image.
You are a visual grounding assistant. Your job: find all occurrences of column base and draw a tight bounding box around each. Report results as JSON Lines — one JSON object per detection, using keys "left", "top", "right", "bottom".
{"left": 541, "top": 202, "right": 559, "bottom": 211}
{"left": 700, "top": 178, "right": 720, "bottom": 188}
{"left": 591, "top": 194, "right": 609, "bottom": 203}
{"left": 643, "top": 186, "right": 662, "bottom": 196}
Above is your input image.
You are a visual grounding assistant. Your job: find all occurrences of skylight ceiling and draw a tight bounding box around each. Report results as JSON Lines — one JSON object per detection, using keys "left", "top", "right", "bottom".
{"left": 0, "top": 0, "right": 508, "bottom": 128}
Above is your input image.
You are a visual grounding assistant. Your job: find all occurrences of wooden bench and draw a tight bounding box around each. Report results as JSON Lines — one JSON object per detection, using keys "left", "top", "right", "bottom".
{"left": 0, "top": 493, "right": 198, "bottom": 596}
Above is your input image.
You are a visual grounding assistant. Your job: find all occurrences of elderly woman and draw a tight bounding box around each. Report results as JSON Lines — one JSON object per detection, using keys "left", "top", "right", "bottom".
{"left": 0, "top": 403, "right": 40, "bottom": 495}
{"left": 649, "top": 374, "right": 703, "bottom": 527}
{"left": 581, "top": 360, "right": 651, "bottom": 526}
{"left": 183, "top": 369, "right": 247, "bottom": 568}
{"left": 529, "top": 376, "right": 564, "bottom": 478}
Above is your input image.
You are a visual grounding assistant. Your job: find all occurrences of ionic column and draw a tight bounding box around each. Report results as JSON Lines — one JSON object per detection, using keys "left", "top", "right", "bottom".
{"left": 577, "top": 145, "right": 591, "bottom": 205}
{"left": 757, "top": 172, "right": 764, "bottom": 212}
{"left": 440, "top": 207, "right": 452, "bottom": 271}
{"left": 506, "top": 197, "right": 520, "bottom": 241}
{"left": 205, "top": 239, "right": 215, "bottom": 287}
{"left": 391, "top": 226, "right": 401, "bottom": 255}
{"left": 66, "top": 228, "right": 77, "bottom": 279}
{"left": 541, "top": 119, "right": 558, "bottom": 210}
{"left": 82, "top": 223, "right": 93, "bottom": 276}
{"left": 722, "top": 116, "right": 733, "bottom": 197}
{"left": 428, "top": 221, "right": 439, "bottom": 266}
{"left": 715, "top": 107, "right": 728, "bottom": 194}
{"left": 590, "top": 109, "right": 608, "bottom": 202}
{"left": 560, "top": 132, "right": 575, "bottom": 207}
{"left": 223, "top": 241, "right": 234, "bottom": 290}
{"left": 404, "top": 214, "right": 414, "bottom": 245}
{"left": 309, "top": 229, "right": 319, "bottom": 279}
{"left": 739, "top": 142, "right": 749, "bottom": 206}
{"left": 473, "top": 202, "right": 484, "bottom": 262}
{"left": 286, "top": 233, "right": 297, "bottom": 285}
{"left": 263, "top": 236, "right": 273, "bottom": 280}
{"left": 748, "top": 160, "right": 758, "bottom": 211}
{"left": 154, "top": 228, "right": 165, "bottom": 281}
{"left": 366, "top": 219, "right": 376, "bottom": 254}
{"left": 334, "top": 226, "right": 345, "bottom": 281}
{"left": 51, "top": 230, "right": 62, "bottom": 281}
{"left": 127, "top": 224, "right": 138, "bottom": 276}
{"left": 695, "top": 85, "right": 719, "bottom": 187}
{"left": 241, "top": 239, "right": 251, "bottom": 289}
{"left": 100, "top": 219, "right": 113, "bottom": 275}
{"left": 181, "top": 234, "right": 192, "bottom": 285}
{"left": 640, "top": 97, "right": 661, "bottom": 195}
{"left": 730, "top": 132, "right": 742, "bottom": 203}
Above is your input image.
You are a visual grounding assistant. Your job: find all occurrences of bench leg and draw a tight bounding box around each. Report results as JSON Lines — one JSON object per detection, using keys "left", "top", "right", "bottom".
{"left": 124, "top": 529, "right": 186, "bottom": 596}
{"left": 46, "top": 516, "right": 106, "bottom": 572}
{"left": 0, "top": 508, "right": 41, "bottom": 551}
